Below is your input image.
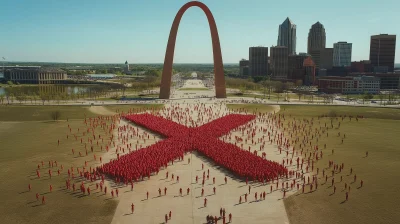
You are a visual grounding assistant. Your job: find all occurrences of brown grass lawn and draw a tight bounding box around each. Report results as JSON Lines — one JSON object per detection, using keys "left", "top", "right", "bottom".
{"left": 231, "top": 104, "right": 400, "bottom": 224}
{"left": 0, "top": 104, "right": 163, "bottom": 224}
{"left": 226, "top": 104, "right": 275, "bottom": 113}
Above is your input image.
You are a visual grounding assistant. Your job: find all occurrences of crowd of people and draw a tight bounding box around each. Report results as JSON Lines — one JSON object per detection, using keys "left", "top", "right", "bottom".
{"left": 97, "top": 113, "right": 288, "bottom": 183}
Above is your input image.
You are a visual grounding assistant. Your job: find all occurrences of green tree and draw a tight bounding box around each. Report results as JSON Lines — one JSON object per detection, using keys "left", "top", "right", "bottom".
{"left": 296, "top": 91, "right": 304, "bottom": 101}
{"left": 0, "top": 94, "right": 4, "bottom": 105}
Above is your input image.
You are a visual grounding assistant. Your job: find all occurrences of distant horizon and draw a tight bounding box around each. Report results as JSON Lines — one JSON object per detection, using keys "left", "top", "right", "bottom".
{"left": 2, "top": 61, "right": 400, "bottom": 67}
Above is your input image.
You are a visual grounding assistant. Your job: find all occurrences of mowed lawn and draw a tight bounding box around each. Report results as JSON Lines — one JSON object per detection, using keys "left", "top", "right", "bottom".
{"left": 227, "top": 104, "right": 275, "bottom": 113}
{"left": 227, "top": 104, "right": 400, "bottom": 224}
{"left": 0, "top": 105, "right": 97, "bottom": 121}
{"left": 0, "top": 104, "right": 163, "bottom": 224}
{"left": 103, "top": 104, "right": 164, "bottom": 114}
{"left": 279, "top": 105, "right": 400, "bottom": 224}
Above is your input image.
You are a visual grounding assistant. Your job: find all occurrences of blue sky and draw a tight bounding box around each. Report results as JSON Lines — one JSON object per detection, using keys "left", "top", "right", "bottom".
{"left": 0, "top": 0, "right": 399, "bottom": 64}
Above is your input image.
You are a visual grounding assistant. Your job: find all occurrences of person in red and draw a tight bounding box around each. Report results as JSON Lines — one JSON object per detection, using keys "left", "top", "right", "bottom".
{"left": 36, "top": 193, "right": 39, "bottom": 201}
{"left": 213, "top": 177, "right": 216, "bottom": 184}
{"left": 354, "top": 174, "right": 357, "bottom": 182}
{"left": 177, "top": 176, "right": 179, "bottom": 183}
{"left": 270, "top": 185, "right": 272, "bottom": 193}
{"left": 248, "top": 185, "right": 251, "bottom": 194}
{"left": 164, "top": 187, "right": 167, "bottom": 195}
{"left": 346, "top": 192, "right": 349, "bottom": 201}
{"left": 263, "top": 191, "right": 266, "bottom": 200}
{"left": 179, "top": 188, "right": 182, "bottom": 196}
{"left": 87, "top": 187, "right": 91, "bottom": 195}
{"left": 224, "top": 176, "right": 227, "bottom": 184}
{"left": 111, "top": 190, "right": 114, "bottom": 197}
{"left": 333, "top": 185, "right": 336, "bottom": 194}
{"left": 255, "top": 192, "right": 258, "bottom": 201}
{"left": 239, "top": 196, "right": 242, "bottom": 204}
{"left": 229, "top": 213, "right": 232, "bottom": 223}
{"left": 42, "top": 195, "right": 45, "bottom": 204}
{"left": 245, "top": 193, "right": 248, "bottom": 202}
{"left": 360, "top": 180, "right": 364, "bottom": 188}
{"left": 213, "top": 186, "right": 216, "bottom": 195}
{"left": 159, "top": 188, "right": 161, "bottom": 196}
{"left": 204, "top": 197, "right": 207, "bottom": 207}
{"left": 202, "top": 179, "right": 205, "bottom": 187}
{"left": 196, "top": 176, "right": 198, "bottom": 183}
{"left": 28, "top": 184, "right": 31, "bottom": 192}
{"left": 187, "top": 188, "right": 190, "bottom": 195}
{"left": 116, "top": 188, "right": 119, "bottom": 197}
{"left": 201, "top": 188, "right": 204, "bottom": 197}
{"left": 202, "top": 163, "right": 204, "bottom": 170}
{"left": 165, "top": 214, "right": 168, "bottom": 223}
{"left": 49, "top": 184, "right": 53, "bottom": 193}
{"left": 131, "top": 203, "right": 134, "bottom": 213}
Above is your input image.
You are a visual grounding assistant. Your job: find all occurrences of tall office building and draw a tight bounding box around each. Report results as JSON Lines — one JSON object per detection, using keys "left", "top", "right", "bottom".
{"left": 303, "top": 57, "right": 316, "bottom": 86}
{"left": 249, "top": 47, "right": 269, "bottom": 76}
{"left": 333, "top": 42, "right": 352, "bottom": 67}
{"left": 369, "top": 34, "right": 396, "bottom": 72}
{"left": 310, "top": 48, "right": 333, "bottom": 69}
{"left": 270, "top": 46, "right": 288, "bottom": 79}
{"left": 307, "top": 22, "right": 326, "bottom": 53}
{"left": 239, "top": 59, "right": 249, "bottom": 76}
{"left": 277, "top": 17, "right": 296, "bottom": 55}
{"left": 288, "top": 54, "right": 308, "bottom": 81}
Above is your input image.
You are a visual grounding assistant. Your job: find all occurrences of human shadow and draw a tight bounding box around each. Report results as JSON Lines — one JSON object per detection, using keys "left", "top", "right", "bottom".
{"left": 19, "top": 191, "right": 30, "bottom": 194}
{"left": 123, "top": 213, "right": 134, "bottom": 216}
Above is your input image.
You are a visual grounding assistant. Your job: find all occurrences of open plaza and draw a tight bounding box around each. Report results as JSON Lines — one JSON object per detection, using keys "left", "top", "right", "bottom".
{"left": 1, "top": 77, "right": 400, "bottom": 224}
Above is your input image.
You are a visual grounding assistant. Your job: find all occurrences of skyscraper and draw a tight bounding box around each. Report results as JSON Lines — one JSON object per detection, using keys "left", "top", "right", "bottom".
{"left": 270, "top": 46, "right": 288, "bottom": 79}
{"left": 277, "top": 17, "right": 296, "bottom": 55}
{"left": 333, "top": 42, "right": 352, "bottom": 67}
{"left": 307, "top": 22, "right": 326, "bottom": 53}
{"left": 369, "top": 34, "right": 396, "bottom": 72}
{"left": 239, "top": 59, "right": 249, "bottom": 76}
{"left": 310, "top": 48, "right": 333, "bottom": 69}
{"left": 249, "top": 47, "right": 269, "bottom": 76}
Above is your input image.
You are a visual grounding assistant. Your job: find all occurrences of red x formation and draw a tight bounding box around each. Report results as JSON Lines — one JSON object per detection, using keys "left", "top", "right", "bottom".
{"left": 97, "top": 113, "right": 288, "bottom": 183}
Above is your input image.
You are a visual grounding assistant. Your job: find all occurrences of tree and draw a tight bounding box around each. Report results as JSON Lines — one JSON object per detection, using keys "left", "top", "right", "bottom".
{"left": 296, "top": 92, "right": 304, "bottom": 101}
{"left": 40, "top": 93, "right": 47, "bottom": 105}
{"left": 295, "top": 80, "right": 303, "bottom": 87}
{"left": 0, "top": 94, "right": 4, "bottom": 105}
{"left": 362, "top": 92, "right": 373, "bottom": 104}
{"left": 51, "top": 111, "right": 61, "bottom": 121}
{"left": 32, "top": 93, "right": 37, "bottom": 105}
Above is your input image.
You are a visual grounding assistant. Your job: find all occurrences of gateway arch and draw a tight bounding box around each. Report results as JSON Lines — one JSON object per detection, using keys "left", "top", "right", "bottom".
{"left": 159, "top": 1, "right": 226, "bottom": 99}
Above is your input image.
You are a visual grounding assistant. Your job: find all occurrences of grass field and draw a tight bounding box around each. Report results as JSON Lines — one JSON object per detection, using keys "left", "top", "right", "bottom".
{"left": 228, "top": 104, "right": 400, "bottom": 224}
{"left": 178, "top": 88, "right": 209, "bottom": 91}
{"left": 0, "top": 104, "right": 163, "bottom": 224}
{"left": 226, "top": 104, "right": 275, "bottom": 113}
{"left": 0, "top": 105, "right": 97, "bottom": 121}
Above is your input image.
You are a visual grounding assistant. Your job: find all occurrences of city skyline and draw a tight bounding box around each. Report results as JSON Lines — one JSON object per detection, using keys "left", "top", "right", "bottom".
{"left": 0, "top": 0, "right": 399, "bottom": 63}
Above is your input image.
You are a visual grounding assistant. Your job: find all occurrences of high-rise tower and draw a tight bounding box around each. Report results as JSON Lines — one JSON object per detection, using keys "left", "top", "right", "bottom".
{"left": 369, "top": 34, "right": 396, "bottom": 72}
{"left": 277, "top": 17, "right": 296, "bottom": 55}
{"left": 333, "top": 42, "right": 352, "bottom": 67}
{"left": 307, "top": 22, "right": 326, "bottom": 53}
